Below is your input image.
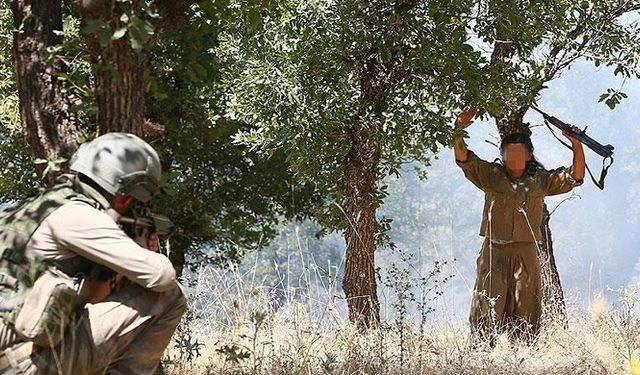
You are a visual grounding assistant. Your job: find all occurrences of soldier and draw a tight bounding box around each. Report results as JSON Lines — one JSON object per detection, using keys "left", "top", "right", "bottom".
{"left": 453, "top": 107, "right": 585, "bottom": 344}
{"left": 0, "top": 133, "right": 186, "bottom": 373}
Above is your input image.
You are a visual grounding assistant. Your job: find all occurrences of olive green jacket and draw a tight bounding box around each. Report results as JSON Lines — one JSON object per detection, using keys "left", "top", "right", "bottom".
{"left": 457, "top": 150, "right": 582, "bottom": 243}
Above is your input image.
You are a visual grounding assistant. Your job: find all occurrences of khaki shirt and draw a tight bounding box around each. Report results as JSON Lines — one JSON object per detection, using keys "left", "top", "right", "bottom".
{"left": 25, "top": 201, "right": 178, "bottom": 292}
{"left": 457, "top": 150, "right": 582, "bottom": 243}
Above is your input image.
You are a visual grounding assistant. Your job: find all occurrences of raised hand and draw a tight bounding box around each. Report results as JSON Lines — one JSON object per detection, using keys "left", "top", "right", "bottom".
{"left": 453, "top": 107, "right": 477, "bottom": 162}
{"left": 562, "top": 125, "right": 581, "bottom": 144}
{"left": 455, "top": 107, "right": 478, "bottom": 129}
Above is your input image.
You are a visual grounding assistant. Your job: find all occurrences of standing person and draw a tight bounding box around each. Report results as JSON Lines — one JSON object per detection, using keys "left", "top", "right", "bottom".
{"left": 453, "top": 107, "right": 585, "bottom": 344}
{"left": 0, "top": 133, "right": 186, "bottom": 374}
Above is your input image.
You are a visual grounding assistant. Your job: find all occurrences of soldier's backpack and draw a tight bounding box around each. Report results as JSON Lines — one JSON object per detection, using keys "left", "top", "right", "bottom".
{"left": 0, "top": 176, "right": 98, "bottom": 347}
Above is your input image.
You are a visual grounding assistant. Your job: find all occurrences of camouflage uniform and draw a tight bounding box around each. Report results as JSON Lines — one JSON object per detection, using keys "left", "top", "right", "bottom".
{"left": 0, "top": 133, "right": 186, "bottom": 374}
{"left": 0, "top": 179, "right": 186, "bottom": 374}
{"left": 457, "top": 150, "right": 581, "bottom": 341}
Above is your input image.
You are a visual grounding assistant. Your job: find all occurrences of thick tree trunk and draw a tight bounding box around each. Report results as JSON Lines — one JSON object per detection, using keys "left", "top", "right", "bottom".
{"left": 91, "top": 41, "right": 147, "bottom": 135}
{"left": 77, "top": 0, "right": 198, "bottom": 136}
{"left": 538, "top": 204, "right": 567, "bottom": 324}
{"left": 342, "top": 128, "right": 381, "bottom": 329}
{"left": 497, "top": 116, "right": 566, "bottom": 322}
{"left": 11, "top": 0, "right": 85, "bottom": 167}
{"left": 77, "top": 3, "right": 147, "bottom": 135}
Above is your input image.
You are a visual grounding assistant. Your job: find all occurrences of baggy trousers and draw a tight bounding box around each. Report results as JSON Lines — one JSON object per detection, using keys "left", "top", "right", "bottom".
{"left": 0, "top": 282, "right": 187, "bottom": 374}
{"left": 469, "top": 239, "right": 542, "bottom": 343}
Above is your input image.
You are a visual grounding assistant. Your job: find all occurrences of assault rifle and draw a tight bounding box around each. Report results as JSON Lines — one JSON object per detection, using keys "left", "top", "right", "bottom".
{"left": 119, "top": 212, "right": 177, "bottom": 240}
{"left": 530, "top": 106, "right": 614, "bottom": 190}
{"left": 88, "top": 210, "right": 177, "bottom": 284}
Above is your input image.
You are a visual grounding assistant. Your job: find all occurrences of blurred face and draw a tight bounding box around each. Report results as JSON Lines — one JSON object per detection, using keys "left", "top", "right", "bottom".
{"left": 502, "top": 143, "right": 532, "bottom": 177}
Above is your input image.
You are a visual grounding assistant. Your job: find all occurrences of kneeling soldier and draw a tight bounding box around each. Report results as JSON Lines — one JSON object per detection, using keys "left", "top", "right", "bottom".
{"left": 0, "top": 133, "right": 186, "bottom": 374}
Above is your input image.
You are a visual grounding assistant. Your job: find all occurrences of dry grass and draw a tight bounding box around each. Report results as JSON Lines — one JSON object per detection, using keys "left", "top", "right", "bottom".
{"left": 163, "top": 260, "right": 640, "bottom": 375}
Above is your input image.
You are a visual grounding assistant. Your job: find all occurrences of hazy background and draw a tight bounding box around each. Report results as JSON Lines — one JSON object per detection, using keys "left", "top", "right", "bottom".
{"left": 198, "top": 60, "right": 639, "bottom": 328}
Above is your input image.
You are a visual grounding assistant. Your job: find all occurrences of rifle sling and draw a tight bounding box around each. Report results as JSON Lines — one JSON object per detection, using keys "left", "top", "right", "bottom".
{"left": 544, "top": 121, "right": 613, "bottom": 190}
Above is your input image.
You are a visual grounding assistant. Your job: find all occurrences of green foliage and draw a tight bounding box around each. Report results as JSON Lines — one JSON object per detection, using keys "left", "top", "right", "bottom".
{"left": 81, "top": 0, "right": 157, "bottom": 52}
{"left": 0, "top": 2, "right": 94, "bottom": 201}
{"left": 147, "top": 3, "right": 323, "bottom": 266}
{"left": 46, "top": 12, "right": 96, "bottom": 130}
{"left": 599, "top": 88, "right": 628, "bottom": 109}
{"left": 0, "top": 3, "right": 37, "bottom": 200}
{"left": 471, "top": 0, "right": 640, "bottom": 115}
{"left": 1, "top": 1, "right": 323, "bottom": 267}
{"left": 219, "top": 0, "right": 485, "bottom": 232}
{"left": 380, "top": 247, "right": 455, "bottom": 368}
{"left": 215, "top": 344, "right": 251, "bottom": 363}
{"left": 167, "top": 308, "right": 205, "bottom": 364}
{"left": 4, "top": 0, "right": 638, "bottom": 270}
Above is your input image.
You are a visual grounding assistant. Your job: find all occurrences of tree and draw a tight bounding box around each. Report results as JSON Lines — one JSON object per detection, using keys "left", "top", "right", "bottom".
{"left": 9, "top": 0, "right": 86, "bottom": 179}
{"left": 7, "top": 0, "right": 198, "bottom": 173}
{"left": 470, "top": 0, "right": 640, "bottom": 321}
{"left": 219, "top": 0, "right": 485, "bottom": 328}
{"left": 144, "top": 2, "right": 323, "bottom": 272}
{"left": 0, "top": 5, "right": 36, "bottom": 200}
{"left": 4, "top": 0, "right": 322, "bottom": 275}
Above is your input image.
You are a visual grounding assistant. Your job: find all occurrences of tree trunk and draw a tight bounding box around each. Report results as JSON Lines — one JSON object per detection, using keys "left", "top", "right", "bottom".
{"left": 538, "top": 204, "right": 567, "bottom": 324}
{"left": 77, "top": 3, "right": 147, "bottom": 135}
{"left": 11, "top": 0, "right": 85, "bottom": 169}
{"left": 76, "top": 0, "right": 198, "bottom": 136}
{"left": 342, "top": 128, "right": 381, "bottom": 329}
{"left": 497, "top": 116, "right": 566, "bottom": 323}
{"left": 91, "top": 40, "right": 147, "bottom": 136}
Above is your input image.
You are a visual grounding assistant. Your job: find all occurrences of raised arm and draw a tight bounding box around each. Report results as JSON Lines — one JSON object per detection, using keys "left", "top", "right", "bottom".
{"left": 453, "top": 107, "right": 478, "bottom": 162}
{"left": 563, "top": 126, "right": 585, "bottom": 182}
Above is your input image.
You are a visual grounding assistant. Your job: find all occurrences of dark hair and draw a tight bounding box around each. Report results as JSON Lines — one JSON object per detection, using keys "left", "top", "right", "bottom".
{"left": 499, "top": 133, "right": 544, "bottom": 175}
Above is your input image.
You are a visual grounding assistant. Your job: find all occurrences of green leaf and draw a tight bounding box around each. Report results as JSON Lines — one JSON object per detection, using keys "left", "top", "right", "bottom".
{"left": 81, "top": 19, "right": 105, "bottom": 35}
{"left": 127, "top": 16, "right": 153, "bottom": 52}
{"left": 112, "top": 28, "right": 127, "bottom": 40}
{"left": 99, "top": 27, "right": 112, "bottom": 46}
{"left": 128, "top": 32, "right": 143, "bottom": 52}
{"left": 598, "top": 93, "right": 608, "bottom": 103}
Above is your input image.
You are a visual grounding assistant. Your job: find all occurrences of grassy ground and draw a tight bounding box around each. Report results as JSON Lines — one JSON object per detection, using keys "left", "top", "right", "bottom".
{"left": 163, "top": 265, "right": 640, "bottom": 375}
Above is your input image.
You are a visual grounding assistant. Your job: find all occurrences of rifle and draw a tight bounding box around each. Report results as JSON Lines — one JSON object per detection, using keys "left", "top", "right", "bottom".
{"left": 530, "top": 106, "right": 614, "bottom": 190}
{"left": 119, "top": 213, "right": 177, "bottom": 240}
{"left": 119, "top": 209, "right": 178, "bottom": 258}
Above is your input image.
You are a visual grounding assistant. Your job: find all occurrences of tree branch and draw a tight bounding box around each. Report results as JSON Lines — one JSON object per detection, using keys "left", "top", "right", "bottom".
{"left": 155, "top": 0, "right": 201, "bottom": 30}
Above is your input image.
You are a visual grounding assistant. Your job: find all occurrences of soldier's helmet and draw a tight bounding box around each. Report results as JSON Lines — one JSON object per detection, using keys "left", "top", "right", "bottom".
{"left": 69, "top": 133, "right": 161, "bottom": 203}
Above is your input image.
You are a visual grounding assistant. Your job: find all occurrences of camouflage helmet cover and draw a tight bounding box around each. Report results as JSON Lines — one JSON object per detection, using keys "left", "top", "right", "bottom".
{"left": 69, "top": 133, "right": 161, "bottom": 203}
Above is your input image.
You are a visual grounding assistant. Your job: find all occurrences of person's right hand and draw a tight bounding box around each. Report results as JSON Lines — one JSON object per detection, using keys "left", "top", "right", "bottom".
{"left": 147, "top": 233, "right": 160, "bottom": 252}
{"left": 455, "top": 107, "right": 478, "bottom": 129}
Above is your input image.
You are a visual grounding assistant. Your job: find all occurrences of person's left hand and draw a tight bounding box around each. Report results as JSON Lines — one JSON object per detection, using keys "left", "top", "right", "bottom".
{"left": 562, "top": 125, "right": 581, "bottom": 144}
